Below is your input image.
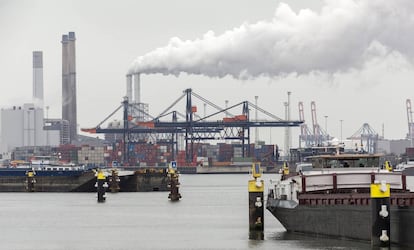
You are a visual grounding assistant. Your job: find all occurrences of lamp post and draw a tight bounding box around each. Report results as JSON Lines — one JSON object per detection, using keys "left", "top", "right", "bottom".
{"left": 324, "top": 115, "right": 328, "bottom": 141}
{"left": 340, "top": 120, "right": 343, "bottom": 143}
{"left": 46, "top": 106, "right": 49, "bottom": 146}
{"left": 255, "top": 96, "right": 258, "bottom": 145}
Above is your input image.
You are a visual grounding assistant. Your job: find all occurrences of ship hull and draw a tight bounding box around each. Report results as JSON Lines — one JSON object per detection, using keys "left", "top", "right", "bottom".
{"left": 266, "top": 199, "right": 414, "bottom": 247}
{"left": 0, "top": 170, "right": 96, "bottom": 192}
{"left": 118, "top": 168, "right": 169, "bottom": 192}
{"left": 0, "top": 167, "right": 170, "bottom": 192}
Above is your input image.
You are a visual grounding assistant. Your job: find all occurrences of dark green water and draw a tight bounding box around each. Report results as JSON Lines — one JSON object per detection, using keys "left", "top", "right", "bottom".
{"left": 0, "top": 174, "right": 405, "bottom": 250}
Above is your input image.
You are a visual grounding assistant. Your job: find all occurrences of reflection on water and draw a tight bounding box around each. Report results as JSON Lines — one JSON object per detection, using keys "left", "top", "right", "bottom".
{"left": 268, "top": 231, "right": 370, "bottom": 249}
{"left": 249, "top": 231, "right": 264, "bottom": 241}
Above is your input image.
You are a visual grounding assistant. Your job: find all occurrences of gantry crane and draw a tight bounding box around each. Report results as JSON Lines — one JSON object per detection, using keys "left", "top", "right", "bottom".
{"left": 310, "top": 101, "right": 330, "bottom": 146}
{"left": 348, "top": 123, "right": 378, "bottom": 154}
{"left": 82, "top": 88, "right": 303, "bottom": 165}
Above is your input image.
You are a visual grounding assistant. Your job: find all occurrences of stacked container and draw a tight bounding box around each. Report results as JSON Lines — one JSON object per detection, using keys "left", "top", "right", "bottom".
{"left": 77, "top": 145, "right": 105, "bottom": 167}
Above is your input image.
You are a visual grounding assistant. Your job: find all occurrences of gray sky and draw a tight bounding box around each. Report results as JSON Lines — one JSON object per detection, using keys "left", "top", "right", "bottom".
{"left": 1, "top": 0, "right": 414, "bottom": 149}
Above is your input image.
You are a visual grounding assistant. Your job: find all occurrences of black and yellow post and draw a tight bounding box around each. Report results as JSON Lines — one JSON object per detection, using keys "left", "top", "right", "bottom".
{"left": 281, "top": 161, "right": 289, "bottom": 180}
{"left": 384, "top": 161, "right": 393, "bottom": 172}
{"left": 25, "top": 170, "right": 36, "bottom": 192}
{"left": 109, "top": 169, "right": 120, "bottom": 193}
{"left": 168, "top": 161, "right": 181, "bottom": 201}
{"left": 371, "top": 181, "right": 391, "bottom": 248}
{"left": 96, "top": 170, "right": 107, "bottom": 203}
{"left": 248, "top": 162, "right": 264, "bottom": 240}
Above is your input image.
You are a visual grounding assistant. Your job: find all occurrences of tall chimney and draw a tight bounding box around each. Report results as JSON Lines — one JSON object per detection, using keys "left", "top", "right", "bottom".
{"left": 32, "top": 51, "right": 44, "bottom": 106}
{"left": 61, "top": 34, "right": 69, "bottom": 129}
{"left": 62, "top": 32, "right": 77, "bottom": 143}
{"left": 126, "top": 74, "right": 132, "bottom": 102}
{"left": 133, "top": 73, "right": 140, "bottom": 104}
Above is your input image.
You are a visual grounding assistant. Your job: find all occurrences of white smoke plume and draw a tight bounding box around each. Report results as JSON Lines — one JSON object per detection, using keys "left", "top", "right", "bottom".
{"left": 128, "top": 1, "right": 414, "bottom": 79}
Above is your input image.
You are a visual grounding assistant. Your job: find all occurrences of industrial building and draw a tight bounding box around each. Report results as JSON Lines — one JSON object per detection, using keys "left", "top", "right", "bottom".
{"left": 0, "top": 32, "right": 80, "bottom": 157}
{"left": 1, "top": 104, "right": 45, "bottom": 151}
{"left": 43, "top": 119, "right": 70, "bottom": 145}
{"left": 1, "top": 51, "right": 47, "bottom": 152}
{"left": 0, "top": 49, "right": 72, "bottom": 152}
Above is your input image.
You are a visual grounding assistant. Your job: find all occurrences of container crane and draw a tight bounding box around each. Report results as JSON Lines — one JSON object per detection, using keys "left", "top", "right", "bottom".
{"left": 310, "top": 101, "right": 330, "bottom": 146}
{"left": 348, "top": 123, "right": 378, "bottom": 154}
{"left": 81, "top": 89, "right": 303, "bottom": 165}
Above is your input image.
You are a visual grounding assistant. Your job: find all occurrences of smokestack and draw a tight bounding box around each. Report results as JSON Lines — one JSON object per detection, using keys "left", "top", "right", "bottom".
{"left": 126, "top": 74, "right": 132, "bottom": 102}
{"left": 133, "top": 73, "right": 140, "bottom": 104}
{"left": 62, "top": 31, "right": 77, "bottom": 143}
{"left": 32, "top": 51, "right": 43, "bottom": 106}
{"left": 61, "top": 34, "right": 69, "bottom": 127}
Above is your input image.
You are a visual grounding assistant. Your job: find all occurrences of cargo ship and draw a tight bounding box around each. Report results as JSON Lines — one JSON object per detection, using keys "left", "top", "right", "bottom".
{"left": 266, "top": 153, "right": 414, "bottom": 247}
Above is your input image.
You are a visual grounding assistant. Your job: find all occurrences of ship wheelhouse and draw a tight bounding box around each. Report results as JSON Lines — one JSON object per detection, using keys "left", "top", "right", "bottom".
{"left": 307, "top": 153, "right": 383, "bottom": 170}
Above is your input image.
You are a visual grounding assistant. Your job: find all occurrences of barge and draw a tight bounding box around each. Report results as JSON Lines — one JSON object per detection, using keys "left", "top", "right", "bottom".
{"left": 0, "top": 169, "right": 96, "bottom": 192}
{"left": 266, "top": 153, "right": 414, "bottom": 247}
{"left": 0, "top": 157, "right": 169, "bottom": 192}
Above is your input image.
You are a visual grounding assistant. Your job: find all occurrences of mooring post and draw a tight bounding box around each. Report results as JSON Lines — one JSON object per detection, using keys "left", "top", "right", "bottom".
{"left": 168, "top": 161, "right": 181, "bottom": 201}
{"left": 248, "top": 162, "right": 264, "bottom": 239}
{"left": 109, "top": 168, "right": 120, "bottom": 193}
{"left": 25, "top": 170, "right": 36, "bottom": 192}
{"left": 371, "top": 180, "right": 391, "bottom": 248}
{"left": 96, "top": 169, "right": 107, "bottom": 203}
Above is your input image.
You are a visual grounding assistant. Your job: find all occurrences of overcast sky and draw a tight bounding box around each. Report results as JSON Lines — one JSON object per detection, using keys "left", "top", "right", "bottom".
{"left": 1, "top": 0, "right": 414, "bottom": 150}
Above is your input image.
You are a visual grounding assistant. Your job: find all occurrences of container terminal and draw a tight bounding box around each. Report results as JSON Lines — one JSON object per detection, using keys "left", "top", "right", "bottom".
{"left": 2, "top": 31, "right": 414, "bottom": 189}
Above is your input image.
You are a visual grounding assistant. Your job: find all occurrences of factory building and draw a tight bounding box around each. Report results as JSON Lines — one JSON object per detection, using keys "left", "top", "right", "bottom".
{"left": 1, "top": 104, "right": 45, "bottom": 151}
{"left": 62, "top": 32, "right": 77, "bottom": 143}
{"left": 0, "top": 33, "right": 107, "bottom": 161}
{"left": 43, "top": 118, "right": 70, "bottom": 145}
{"left": 377, "top": 139, "right": 412, "bottom": 155}
{"left": 0, "top": 49, "right": 71, "bottom": 154}
{"left": 1, "top": 51, "right": 46, "bottom": 152}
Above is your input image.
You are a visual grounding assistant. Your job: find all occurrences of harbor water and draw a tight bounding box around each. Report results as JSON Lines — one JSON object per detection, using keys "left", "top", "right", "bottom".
{"left": 0, "top": 174, "right": 411, "bottom": 250}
